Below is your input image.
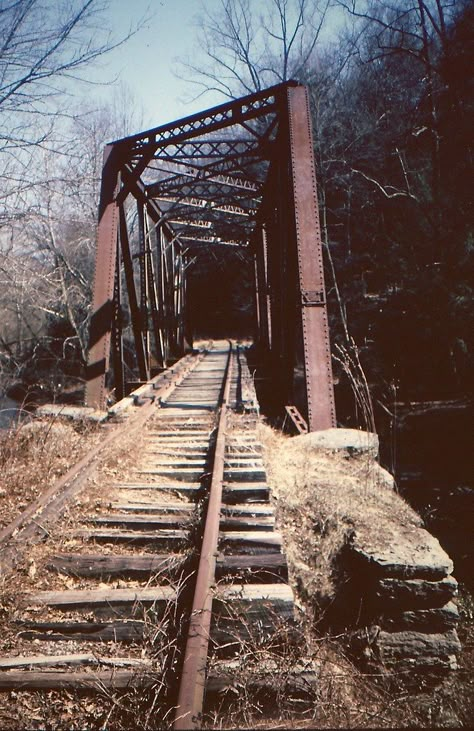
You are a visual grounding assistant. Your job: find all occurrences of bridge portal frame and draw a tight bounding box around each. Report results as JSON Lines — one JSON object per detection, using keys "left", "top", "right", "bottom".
{"left": 85, "top": 81, "right": 336, "bottom": 431}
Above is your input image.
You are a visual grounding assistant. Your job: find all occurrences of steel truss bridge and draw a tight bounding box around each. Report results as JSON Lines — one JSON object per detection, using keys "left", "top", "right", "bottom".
{"left": 85, "top": 81, "right": 336, "bottom": 432}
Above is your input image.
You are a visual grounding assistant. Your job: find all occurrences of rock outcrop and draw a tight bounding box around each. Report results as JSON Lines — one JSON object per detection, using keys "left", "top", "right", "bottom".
{"left": 260, "top": 425, "right": 461, "bottom": 675}
{"left": 348, "top": 528, "right": 460, "bottom": 671}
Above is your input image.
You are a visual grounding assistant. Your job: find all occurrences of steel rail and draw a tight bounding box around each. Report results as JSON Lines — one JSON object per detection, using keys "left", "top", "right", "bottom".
{"left": 173, "top": 343, "right": 233, "bottom": 730}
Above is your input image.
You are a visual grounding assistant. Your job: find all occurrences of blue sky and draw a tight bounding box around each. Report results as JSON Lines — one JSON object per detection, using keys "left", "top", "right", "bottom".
{"left": 85, "top": 0, "right": 344, "bottom": 134}
{"left": 89, "top": 0, "right": 223, "bottom": 130}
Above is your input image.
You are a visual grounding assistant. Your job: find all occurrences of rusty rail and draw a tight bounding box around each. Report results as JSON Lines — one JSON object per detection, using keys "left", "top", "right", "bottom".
{"left": 173, "top": 343, "right": 233, "bottom": 729}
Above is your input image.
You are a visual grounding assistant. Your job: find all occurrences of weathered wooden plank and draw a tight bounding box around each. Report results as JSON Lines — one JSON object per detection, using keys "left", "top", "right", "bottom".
{"left": 221, "top": 504, "right": 274, "bottom": 517}
{"left": 73, "top": 528, "right": 188, "bottom": 545}
{"left": 219, "top": 516, "right": 275, "bottom": 532}
{"left": 226, "top": 445, "right": 262, "bottom": 454}
{"left": 216, "top": 583, "right": 293, "bottom": 610}
{"left": 85, "top": 514, "right": 190, "bottom": 530}
{"left": 205, "top": 669, "right": 318, "bottom": 698}
{"left": 224, "top": 468, "right": 267, "bottom": 482}
{"left": 145, "top": 450, "right": 208, "bottom": 458}
{"left": 145, "top": 433, "right": 210, "bottom": 440}
{"left": 223, "top": 484, "right": 269, "bottom": 503}
{"left": 0, "top": 668, "right": 316, "bottom": 694}
{"left": 15, "top": 620, "right": 145, "bottom": 643}
{"left": 0, "top": 669, "right": 154, "bottom": 691}
{"left": 138, "top": 468, "right": 204, "bottom": 481}
{"left": 219, "top": 531, "right": 282, "bottom": 551}
{"left": 27, "top": 586, "right": 177, "bottom": 609}
{"left": 47, "top": 553, "right": 185, "bottom": 579}
{"left": 0, "top": 655, "right": 152, "bottom": 669}
{"left": 216, "top": 554, "right": 288, "bottom": 582}
{"left": 111, "top": 502, "right": 194, "bottom": 513}
{"left": 114, "top": 483, "right": 200, "bottom": 493}
{"left": 145, "top": 459, "right": 208, "bottom": 467}
{"left": 211, "top": 584, "right": 294, "bottom": 650}
{"left": 224, "top": 458, "right": 265, "bottom": 466}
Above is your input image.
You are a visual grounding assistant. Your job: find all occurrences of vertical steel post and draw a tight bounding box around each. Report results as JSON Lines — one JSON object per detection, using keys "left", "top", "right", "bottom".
{"left": 111, "top": 240, "right": 125, "bottom": 401}
{"left": 254, "top": 225, "right": 271, "bottom": 350}
{"left": 85, "top": 145, "right": 120, "bottom": 409}
{"left": 286, "top": 85, "right": 336, "bottom": 431}
{"left": 137, "top": 202, "right": 151, "bottom": 378}
{"left": 253, "top": 251, "right": 260, "bottom": 336}
{"left": 145, "top": 213, "right": 165, "bottom": 368}
{"left": 262, "top": 225, "right": 272, "bottom": 350}
{"left": 119, "top": 204, "right": 148, "bottom": 381}
{"left": 157, "top": 228, "right": 169, "bottom": 365}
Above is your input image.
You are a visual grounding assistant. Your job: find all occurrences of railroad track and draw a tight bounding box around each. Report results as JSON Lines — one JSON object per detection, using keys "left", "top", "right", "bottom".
{"left": 0, "top": 341, "right": 295, "bottom": 728}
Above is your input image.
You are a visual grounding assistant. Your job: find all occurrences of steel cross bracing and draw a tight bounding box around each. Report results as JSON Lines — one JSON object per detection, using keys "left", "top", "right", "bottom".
{"left": 85, "top": 81, "right": 336, "bottom": 431}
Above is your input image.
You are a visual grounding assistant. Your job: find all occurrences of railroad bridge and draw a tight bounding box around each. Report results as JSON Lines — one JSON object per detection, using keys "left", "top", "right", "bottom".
{"left": 0, "top": 83, "right": 460, "bottom": 729}
{"left": 85, "top": 80, "right": 336, "bottom": 433}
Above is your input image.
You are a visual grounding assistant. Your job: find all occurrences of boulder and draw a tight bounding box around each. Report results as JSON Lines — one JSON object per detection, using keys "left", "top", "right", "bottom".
{"left": 299, "top": 428, "right": 379, "bottom": 457}
{"left": 371, "top": 463, "right": 396, "bottom": 490}
{"left": 351, "top": 627, "right": 461, "bottom": 671}
{"left": 374, "top": 628, "right": 461, "bottom": 664}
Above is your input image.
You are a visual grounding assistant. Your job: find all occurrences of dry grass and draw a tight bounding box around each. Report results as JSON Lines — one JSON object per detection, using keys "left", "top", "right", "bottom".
{"left": 1, "top": 409, "right": 471, "bottom": 728}
{"left": 0, "top": 566, "right": 189, "bottom": 730}
{"left": 0, "top": 417, "right": 102, "bottom": 529}
{"left": 0, "top": 407, "right": 200, "bottom": 730}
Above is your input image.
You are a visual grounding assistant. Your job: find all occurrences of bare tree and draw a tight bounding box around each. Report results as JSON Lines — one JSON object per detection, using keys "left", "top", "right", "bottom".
{"left": 179, "top": 0, "right": 331, "bottom": 99}
{"left": 0, "top": 0, "right": 141, "bottom": 137}
{"left": 0, "top": 88, "right": 144, "bottom": 391}
{"left": 0, "top": 0, "right": 146, "bottom": 226}
{"left": 336, "top": 0, "right": 460, "bottom": 251}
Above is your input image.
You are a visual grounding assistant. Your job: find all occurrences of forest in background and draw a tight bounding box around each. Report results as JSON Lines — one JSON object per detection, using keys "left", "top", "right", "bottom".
{"left": 0, "top": 0, "right": 472, "bottom": 422}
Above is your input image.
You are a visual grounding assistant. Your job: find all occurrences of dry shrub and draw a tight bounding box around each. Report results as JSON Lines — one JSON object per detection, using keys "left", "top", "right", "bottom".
{"left": 205, "top": 606, "right": 418, "bottom": 729}
{"left": 254, "top": 422, "right": 473, "bottom": 728}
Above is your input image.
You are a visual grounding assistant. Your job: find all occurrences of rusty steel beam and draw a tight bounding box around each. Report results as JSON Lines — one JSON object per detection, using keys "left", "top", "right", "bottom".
{"left": 286, "top": 84, "right": 336, "bottom": 431}
{"left": 148, "top": 165, "right": 260, "bottom": 195}
{"left": 285, "top": 404, "right": 309, "bottom": 434}
{"left": 137, "top": 201, "right": 151, "bottom": 378}
{"left": 85, "top": 145, "right": 121, "bottom": 409}
{"left": 144, "top": 213, "right": 166, "bottom": 368}
{"left": 148, "top": 155, "right": 265, "bottom": 189}
{"left": 154, "top": 195, "right": 255, "bottom": 218}
{"left": 118, "top": 205, "right": 148, "bottom": 381}
{"left": 85, "top": 81, "right": 336, "bottom": 428}
{"left": 111, "top": 240, "right": 124, "bottom": 402}
{"left": 110, "top": 82, "right": 291, "bottom": 152}
{"left": 254, "top": 225, "right": 271, "bottom": 350}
